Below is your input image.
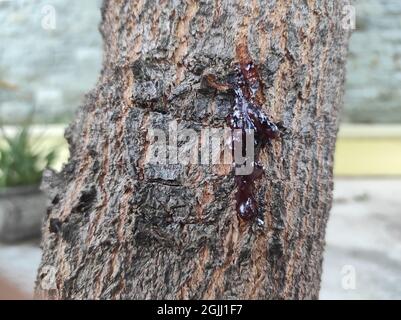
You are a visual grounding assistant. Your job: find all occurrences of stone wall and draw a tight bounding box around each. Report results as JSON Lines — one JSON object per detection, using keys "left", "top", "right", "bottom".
{"left": 344, "top": 0, "right": 401, "bottom": 123}
{"left": 0, "top": 0, "right": 102, "bottom": 123}
{"left": 0, "top": 0, "right": 400, "bottom": 124}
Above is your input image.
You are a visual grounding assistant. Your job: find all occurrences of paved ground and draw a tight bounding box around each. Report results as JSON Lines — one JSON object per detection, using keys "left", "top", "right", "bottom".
{"left": 0, "top": 178, "right": 400, "bottom": 299}
{"left": 0, "top": 240, "right": 41, "bottom": 296}
{"left": 320, "top": 178, "right": 401, "bottom": 299}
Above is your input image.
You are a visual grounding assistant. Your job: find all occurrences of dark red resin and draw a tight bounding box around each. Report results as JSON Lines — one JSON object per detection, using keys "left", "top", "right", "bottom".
{"left": 228, "top": 61, "right": 280, "bottom": 222}
{"left": 205, "top": 55, "right": 282, "bottom": 222}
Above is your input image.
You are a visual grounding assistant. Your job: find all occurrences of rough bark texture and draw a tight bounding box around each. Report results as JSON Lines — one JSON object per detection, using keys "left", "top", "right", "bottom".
{"left": 35, "top": 0, "right": 349, "bottom": 299}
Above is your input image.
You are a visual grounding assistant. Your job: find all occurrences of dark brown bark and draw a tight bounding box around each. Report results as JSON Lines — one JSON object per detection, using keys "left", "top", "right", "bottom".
{"left": 35, "top": 0, "right": 349, "bottom": 299}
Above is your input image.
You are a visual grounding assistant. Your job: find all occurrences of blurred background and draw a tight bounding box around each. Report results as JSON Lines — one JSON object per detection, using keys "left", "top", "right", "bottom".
{"left": 0, "top": 0, "right": 400, "bottom": 299}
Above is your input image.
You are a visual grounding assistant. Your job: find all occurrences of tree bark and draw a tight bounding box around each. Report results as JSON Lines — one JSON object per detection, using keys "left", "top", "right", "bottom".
{"left": 35, "top": 0, "right": 349, "bottom": 299}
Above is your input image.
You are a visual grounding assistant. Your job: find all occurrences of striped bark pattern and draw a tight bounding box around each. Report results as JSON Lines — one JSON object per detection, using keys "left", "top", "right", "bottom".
{"left": 36, "top": 0, "right": 349, "bottom": 299}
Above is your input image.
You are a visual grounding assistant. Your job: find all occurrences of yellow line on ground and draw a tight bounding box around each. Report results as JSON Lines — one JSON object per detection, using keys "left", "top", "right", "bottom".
{"left": 334, "top": 138, "right": 401, "bottom": 176}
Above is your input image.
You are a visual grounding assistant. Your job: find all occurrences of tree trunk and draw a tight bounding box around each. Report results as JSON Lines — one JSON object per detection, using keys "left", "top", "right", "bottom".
{"left": 35, "top": 0, "right": 349, "bottom": 299}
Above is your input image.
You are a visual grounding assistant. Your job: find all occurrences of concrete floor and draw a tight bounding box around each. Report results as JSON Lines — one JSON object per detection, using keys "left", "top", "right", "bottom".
{"left": 0, "top": 241, "right": 41, "bottom": 296}
{"left": 0, "top": 178, "right": 400, "bottom": 299}
{"left": 320, "top": 178, "right": 401, "bottom": 299}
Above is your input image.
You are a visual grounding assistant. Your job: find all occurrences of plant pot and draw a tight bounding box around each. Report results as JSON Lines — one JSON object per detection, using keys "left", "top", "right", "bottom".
{"left": 0, "top": 185, "right": 46, "bottom": 243}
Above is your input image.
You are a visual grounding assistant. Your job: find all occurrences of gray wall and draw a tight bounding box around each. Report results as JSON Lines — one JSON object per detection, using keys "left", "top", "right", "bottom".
{"left": 344, "top": 0, "right": 401, "bottom": 123}
{"left": 0, "top": 0, "right": 102, "bottom": 123}
{"left": 0, "top": 0, "right": 400, "bottom": 124}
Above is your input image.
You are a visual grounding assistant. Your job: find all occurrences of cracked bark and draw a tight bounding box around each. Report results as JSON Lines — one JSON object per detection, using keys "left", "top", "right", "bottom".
{"left": 35, "top": 0, "right": 350, "bottom": 299}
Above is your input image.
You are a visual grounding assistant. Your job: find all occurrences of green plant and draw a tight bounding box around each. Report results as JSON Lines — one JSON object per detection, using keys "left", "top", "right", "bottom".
{"left": 0, "top": 126, "right": 57, "bottom": 188}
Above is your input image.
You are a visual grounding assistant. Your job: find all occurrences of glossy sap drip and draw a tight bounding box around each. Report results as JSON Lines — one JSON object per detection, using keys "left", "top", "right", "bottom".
{"left": 227, "top": 62, "right": 280, "bottom": 221}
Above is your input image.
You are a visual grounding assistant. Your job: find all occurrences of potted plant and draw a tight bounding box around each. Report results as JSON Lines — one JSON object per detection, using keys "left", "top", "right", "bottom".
{"left": 0, "top": 125, "right": 57, "bottom": 242}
